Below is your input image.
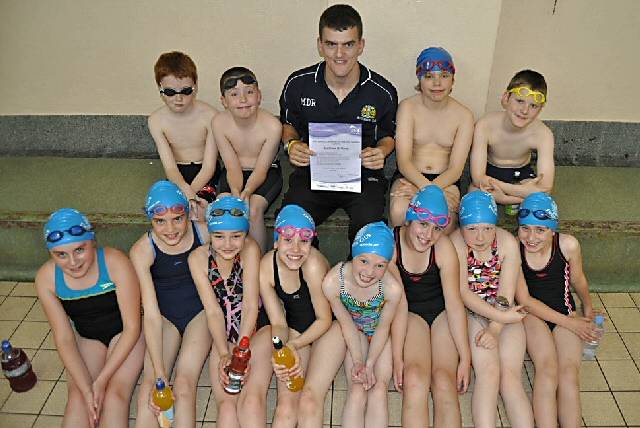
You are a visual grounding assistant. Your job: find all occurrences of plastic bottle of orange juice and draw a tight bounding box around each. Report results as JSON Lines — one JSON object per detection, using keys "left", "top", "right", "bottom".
{"left": 152, "top": 378, "right": 174, "bottom": 428}
{"left": 272, "top": 336, "right": 305, "bottom": 392}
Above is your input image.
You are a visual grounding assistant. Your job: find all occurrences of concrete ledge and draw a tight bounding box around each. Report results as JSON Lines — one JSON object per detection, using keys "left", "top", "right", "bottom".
{"left": 1, "top": 115, "right": 639, "bottom": 166}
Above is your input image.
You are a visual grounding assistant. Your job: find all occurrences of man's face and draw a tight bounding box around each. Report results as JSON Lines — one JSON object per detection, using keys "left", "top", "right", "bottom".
{"left": 159, "top": 75, "right": 196, "bottom": 113}
{"left": 317, "top": 26, "right": 364, "bottom": 80}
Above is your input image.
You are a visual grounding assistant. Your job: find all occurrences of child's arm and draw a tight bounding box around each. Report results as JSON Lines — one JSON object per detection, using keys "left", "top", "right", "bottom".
{"left": 436, "top": 237, "right": 471, "bottom": 392}
{"left": 259, "top": 251, "right": 290, "bottom": 343}
{"left": 240, "top": 115, "right": 282, "bottom": 200}
{"left": 395, "top": 100, "right": 431, "bottom": 190}
{"left": 238, "top": 238, "right": 261, "bottom": 340}
{"left": 190, "top": 110, "right": 219, "bottom": 192}
{"left": 212, "top": 115, "right": 244, "bottom": 196}
{"left": 361, "top": 87, "right": 397, "bottom": 171}
{"left": 148, "top": 114, "right": 196, "bottom": 200}
{"left": 386, "top": 256, "right": 407, "bottom": 391}
{"left": 433, "top": 109, "right": 474, "bottom": 189}
{"left": 561, "top": 234, "right": 594, "bottom": 318}
{"left": 35, "top": 264, "right": 99, "bottom": 426}
{"left": 365, "top": 274, "right": 402, "bottom": 375}
{"left": 469, "top": 118, "right": 491, "bottom": 190}
{"left": 287, "top": 250, "right": 332, "bottom": 350}
{"left": 130, "top": 236, "right": 167, "bottom": 382}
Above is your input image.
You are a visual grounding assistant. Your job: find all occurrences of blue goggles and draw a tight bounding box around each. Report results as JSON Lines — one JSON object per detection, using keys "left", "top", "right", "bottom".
{"left": 46, "top": 225, "right": 93, "bottom": 243}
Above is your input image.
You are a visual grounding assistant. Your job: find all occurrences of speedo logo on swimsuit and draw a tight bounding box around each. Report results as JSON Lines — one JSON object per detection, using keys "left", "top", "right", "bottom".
{"left": 357, "top": 104, "right": 377, "bottom": 122}
{"left": 100, "top": 282, "right": 114, "bottom": 290}
{"left": 300, "top": 97, "right": 316, "bottom": 107}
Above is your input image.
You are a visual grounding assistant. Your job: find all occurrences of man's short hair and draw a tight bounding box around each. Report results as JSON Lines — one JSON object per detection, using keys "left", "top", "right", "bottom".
{"left": 154, "top": 51, "right": 198, "bottom": 86}
{"left": 319, "top": 4, "right": 363, "bottom": 39}
{"left": 507, "top": 70, "right": 547, "bottom": 97}
{"left": 219, "top": 67, "right": 258, "bottom": 95}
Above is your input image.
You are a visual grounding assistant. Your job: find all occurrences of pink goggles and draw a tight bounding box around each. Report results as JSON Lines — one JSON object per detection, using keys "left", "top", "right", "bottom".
{"left": 408, "top": 204, "right": 450, "bottom": 227}
{"left": 276, "top": 226, "right": 316, "bottom": 240}
{"left": 146, "top": 204, "right": 187, "bottom": 218}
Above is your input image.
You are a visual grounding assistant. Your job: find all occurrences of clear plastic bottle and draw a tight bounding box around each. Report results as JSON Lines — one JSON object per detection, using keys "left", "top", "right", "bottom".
{"left": 152, "top": 378, "right": 174, "bottom": 428}
{"left": 582, "top": 314, "right": 605, "bottom": 360}
{"left": 224, "top": 336, "right": 251, "bottom": 394}
{"left": 272, "top": 336, "right": 305, "bottom": 392}
{"left": 1, "top": 339, "right": 37, "bottom": 392}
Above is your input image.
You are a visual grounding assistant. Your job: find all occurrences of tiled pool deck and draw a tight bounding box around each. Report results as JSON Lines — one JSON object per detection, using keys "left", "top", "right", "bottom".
{"left": 1, "top": 281, "right": 639, "bottom": 427}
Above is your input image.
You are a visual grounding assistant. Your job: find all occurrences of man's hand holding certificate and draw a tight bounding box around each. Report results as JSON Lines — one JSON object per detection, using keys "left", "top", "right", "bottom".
{"left": 308, "top": 122, "right": 362, "bottom": 193}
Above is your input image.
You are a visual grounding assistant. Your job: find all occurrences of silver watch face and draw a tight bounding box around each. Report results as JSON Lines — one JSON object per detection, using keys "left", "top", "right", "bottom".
{"left": 495, "top": 296, "right": 510, "bottom": 308}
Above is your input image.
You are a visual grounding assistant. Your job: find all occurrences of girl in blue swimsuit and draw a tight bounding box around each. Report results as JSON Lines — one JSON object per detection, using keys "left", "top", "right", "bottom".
{"left": 188, "top": 196, "right": 261, "bottom": 428}
{"left": 322, "top": 222, "right": 404, "bottom": 427}
{"left": 514, "top": 193, "right": 596, "bottom": 428}
{"left": 240, "top": 204, "right": 332, "bottom": 427}
{"left": 388, "top": 185, "right": 471, "bottom": 428}
{"left": 35, "top": 208, "right": 144, "bottom": 428}
{"left": 450, "top": 191, "right": 532, "bottom": 428}
{"left": 130, "top": 180, "right": 212, "bottom": 427}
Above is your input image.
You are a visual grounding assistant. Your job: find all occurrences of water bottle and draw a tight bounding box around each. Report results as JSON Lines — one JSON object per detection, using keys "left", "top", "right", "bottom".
{"left": 272, "top": 336, "right": 305, "bottom": 392}
{"left": 152, "top": 378, "right": 174, "bottom": 428}
{"left": 504, "top": 204, "right": 520, "bottom": 216}
{"left": 1, "top": 339, "right": 37, "bottom": 392}
{"left": 224, "top": 336, "right": 251, "bottom": 394}
{"left": 582, "top": 315, "right": 605, "bottom": 360}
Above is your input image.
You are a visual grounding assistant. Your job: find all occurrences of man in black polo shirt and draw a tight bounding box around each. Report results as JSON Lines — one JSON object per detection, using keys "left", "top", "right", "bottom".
{"left": 279, "top": 4, "right": 398, "bottom": 246}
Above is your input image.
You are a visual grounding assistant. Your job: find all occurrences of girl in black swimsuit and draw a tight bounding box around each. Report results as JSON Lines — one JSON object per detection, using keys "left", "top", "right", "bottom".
{"left": 239, "top": 204, "right": 332, "bottom": 427}
{"left": 514, "top": 192, "right": 596, "bottom": 428}
{"left": 388, "top": 185, "right": 470, "bottom": 428}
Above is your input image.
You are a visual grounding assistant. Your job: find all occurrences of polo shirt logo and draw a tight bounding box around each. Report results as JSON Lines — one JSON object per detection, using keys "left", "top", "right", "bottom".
{"left": 301, "top": 97, "right": 316, "bottom": 107}
{"left": 358, "top": 104, "right": 377, "bottom": 122}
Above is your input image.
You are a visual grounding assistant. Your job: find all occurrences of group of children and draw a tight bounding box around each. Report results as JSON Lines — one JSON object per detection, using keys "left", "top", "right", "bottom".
{"left": 32, "top": 11, "right": 599, "bottom": 428}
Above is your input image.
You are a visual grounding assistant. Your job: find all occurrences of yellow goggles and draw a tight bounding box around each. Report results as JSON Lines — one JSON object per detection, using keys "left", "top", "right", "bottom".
{"left": 508, "top": 86, "right": 546, "bottom": 104}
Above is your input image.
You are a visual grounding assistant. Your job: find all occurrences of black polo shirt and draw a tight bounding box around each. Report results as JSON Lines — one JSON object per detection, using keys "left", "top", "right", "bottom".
{"left": 279, "top": 61, "right": 398, "bottom": 159}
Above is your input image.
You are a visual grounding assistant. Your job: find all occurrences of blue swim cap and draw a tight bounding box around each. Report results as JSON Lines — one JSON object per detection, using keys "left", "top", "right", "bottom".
{"left": 459, "top": 191, "right": 498, "bottom": 226}
{"left": 416, "top": 47, "right": 455, "bottom": 79}
{"left": 207, "top": 196, "right": 249, "bottom": 232}
{"left": 406, "top": 185, "right": 450, "bottom": 224}
{"left": 274, "top": 204, "right": 316, "bottom": 241}
{"left": 519, "top": 192, "right": 559, "bottom": 231}
{"left": 144, "top": 180, "right": 189, "bottom": 219}
{"left": 351, "top": 221, "right": 395, "bottom": 261}
{"left": 44, "top": 208, "right": 95, "bottom": 249}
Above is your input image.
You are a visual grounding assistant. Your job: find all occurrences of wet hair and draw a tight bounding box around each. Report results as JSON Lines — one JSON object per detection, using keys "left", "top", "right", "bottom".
{"left": 319, "top": 4, "right": 363, "bottom": 39}
{"left": 506, "top": 69, "right": 547, "bottom": 97}
{"left": 219, "top": 66, "right": 258, "bottom": 95}
{"left": 154, "top": 51, "right": 197, "bottom": 86}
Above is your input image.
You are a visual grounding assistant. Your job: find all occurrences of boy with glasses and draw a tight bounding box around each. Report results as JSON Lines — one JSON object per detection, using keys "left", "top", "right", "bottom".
{"left": 213, "top": 67, "right": 283, "bottom": 253}
{"left": 470, "top": 69, "right": 554, "bottom": 213}
{"left": 149, "top": 51, "right": 220, "bottom": 219}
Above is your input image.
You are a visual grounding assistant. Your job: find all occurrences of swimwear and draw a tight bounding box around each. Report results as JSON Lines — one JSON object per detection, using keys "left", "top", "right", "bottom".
{"left": 394, "top": 227, "right": 445, "bottom": 326}
{"left": 272, "top": 251, "right": 316, "bottom": 333}
{"left": 467, "top": 239, "right": 501, "bottom": 302}
{"left": 521, "top": 233, "right": 575, "bottom": 331}
{"left": 177, "top": 161, "right": 222, "bottom": 188}
{"left": 218, "top": 160, "right": 283, "bottom": 207}
{"left": 56, "top": 247, "right": 123, "bottom": 347}
{"left": 486, "top": 162, "right": 536, "bottom": 184}
{"left": 208, "top": 250, "right": 244, "bottom": 343}
{"left": 338, "top": 262, "right": 385, "bottom": 338}
{"left": 391, "top": 170, "right": 461, "bottom": 191}
{"left": 149, "top": 221, "right": 204, "bottom": 336}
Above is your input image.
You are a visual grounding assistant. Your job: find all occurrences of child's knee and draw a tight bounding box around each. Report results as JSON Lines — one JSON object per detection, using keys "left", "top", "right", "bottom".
{"left": 431, "top": 368, "right": 456, "bottom": 397}
{"left": 535, "top": 356, "right": 558, "bottom": 382}
{"left": 240, "top": 389, "right": 266, "bottom": 413}
{"left": 250, "top": 205, "right": 265, "bottom": 222}
{"left": 172, "top": 374, "right": 197, "bottom": 401}
{"left": 348, "top": 383, "right": 369, "bottom": 406}
{"left": 274, "top": 397, "right": 299, "bottom": 422}
{"left": 558, "top": 361, "right": 580, "bottom": 384}
{"left": 403, "top": 363, "right": 430, "bottom": 393}
{"left": 298, "top": 389, "right": 323, "bottom": 417}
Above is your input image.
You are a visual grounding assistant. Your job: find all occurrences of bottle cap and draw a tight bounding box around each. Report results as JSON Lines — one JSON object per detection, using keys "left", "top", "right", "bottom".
{"left": 1, "top": 340, "right": 11, "bottom": 353}
{"left": 272, "top": 336, "right": 284, "bottom": 349}
{"left": 155, "top": 378, "right": 166, "bottom": 390}
{"left": 239, "top": 336, "right": 250, "bottom": 349}
{"left": 595, "top": 314, "right": 605, "bottom": 324}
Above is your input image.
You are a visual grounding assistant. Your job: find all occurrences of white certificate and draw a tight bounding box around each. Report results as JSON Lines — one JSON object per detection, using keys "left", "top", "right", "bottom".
{"left": 308, "top": 122, "right": 362, "bottom": 193}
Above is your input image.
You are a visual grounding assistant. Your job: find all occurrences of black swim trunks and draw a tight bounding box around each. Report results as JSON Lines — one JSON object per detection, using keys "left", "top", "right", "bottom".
{"left": 486, "top": 162, "right": 536, "bottom": 184}
{"left": 218, "top": 161, "right": 283, "bottom": 208}
{"left": 177, "top": 161, "right": 222, "bottom": 188}
{"left": 391, "top": 170, "right": 461, "bottom": 191}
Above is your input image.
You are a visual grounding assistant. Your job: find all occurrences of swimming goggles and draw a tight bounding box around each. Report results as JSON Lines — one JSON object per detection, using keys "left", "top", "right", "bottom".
{"left": 416, "top": 60, "right": 455, "bottom": 77}
{"left": 159, "top": 86, "right": 194, "bottom": 97}
{"left": 146, "top": 204, "right": 187, "bottom": 217}
{"left": 46, "top": 225, "right": 93, "bottom": 243}
{"left": 408, "top": 204, "right": 451, "bottom": 227}
{"left": 508, "top": 86, "right": 546, "bottom": 104}
{"left": 276, "top": 226, "right": 317, "bottom": 240}
{"left": 210, "top": 208, "right": 246, "bottom": 217}
{"left": 518, "top": 208, "right": 557, "bottom": 221}
{"left": 222, "top": 75, "right": 257, "bottom": 92}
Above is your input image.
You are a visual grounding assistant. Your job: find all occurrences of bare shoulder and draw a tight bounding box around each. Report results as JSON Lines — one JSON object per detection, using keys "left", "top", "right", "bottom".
{"left": 194, "top": 100, "right": 220, "bottom": 119}
{"left": 476, "top": 111, "right": 501, "bottom": 129}
{"left": 530, "top": 120, "right": 554, "bottom": 146}
{"left": 129, "top": 233, "right": 153, "bottom": 261}
{"left": 399, "top": 94, "right": 421, "bottom": 110}
{"left": 148, "top": 105, "right": 169, "bottom": 126}
{"left": 304, "top": 248, "right": 330, "bottom": 276}
{"left": 449, "top": 229, "right": 465, "bottom": 250}
{"left": 240, "top": 236, "right": 261, "bottom": 261}
{"left": 383, "top": 270, "right": 403, "bottom": 300}
{"left": 189, "top": 243, "right": 208, "bottom": 262}
{"left": 35, "top": 260, "right": 55, "bottom": 291}
{"left": 434, "top": 234, "right": 458, "bottom": 262}
{"left": 212, "top": 109, "right": 233, "bottom": 128}
{"left": 103, "top": 246, "right": 132, "bottom": 268}
{"left": 449, "top": 97, "right": 474, "bottom": 121}
{"left": 496, "top": 227, "right": 519, "bottom": 252}
{"left": 558, "top": 233, "right": 581, "bottom": 257}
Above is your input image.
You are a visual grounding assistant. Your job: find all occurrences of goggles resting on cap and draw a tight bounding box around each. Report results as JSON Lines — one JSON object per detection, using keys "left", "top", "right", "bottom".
{"left": 46, "top": 225, "right": 92, "bottom": 243}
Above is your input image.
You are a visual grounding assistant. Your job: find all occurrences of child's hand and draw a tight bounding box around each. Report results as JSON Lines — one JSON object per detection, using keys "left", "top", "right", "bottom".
{"left": 351, "top": 361, "right": 367, "bottom": 384}
{"left": 218, "top": 354, "right": 231, "bottom": 387}
{"left": 239, "top": 189, "right": 253, "bottom": 203}
{"left": 392, "top": 359, "right": 404, "bottom": 392}
{"left": 363, "top": 362, "right": 376, "bottom": 390}
{"left": 475, "top": 327, "right": 498, "bottom": 349}
{"left": 147, "top": 387, "right": 162, "bottom": 417}
{"left": 390, "top": 178, "right": 418, "bottom": 199}
{"left": 498, "top": 305, "right": 527, "bottom": 324}
{"left": 360, "top": 147, "right": 385, "bottom": 170}
{"left": 479, "top": 176, "right": 495, "bottom": 193}
{"left": 288, "top": 141, "right": 315, "bottom": 167}
{"left": 567, "top": 315, "right": 599, "bottom": 343}
{"left": 456, "top": 359, "right": 471, "bottom": 394}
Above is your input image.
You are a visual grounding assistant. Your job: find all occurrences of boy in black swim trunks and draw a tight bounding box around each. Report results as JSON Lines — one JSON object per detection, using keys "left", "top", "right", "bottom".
{"left": 149, "top": 51, "right": 221, "bottom": 219}
{"left": 470, "top": 69, "right": 554, "bottom": 209}
{"left": 213, "top": 67, "right": 283, "bottom": 253}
